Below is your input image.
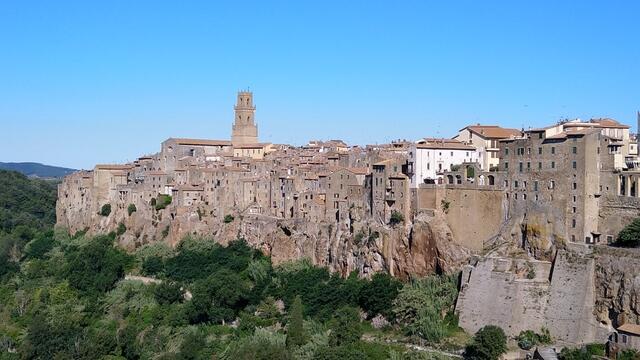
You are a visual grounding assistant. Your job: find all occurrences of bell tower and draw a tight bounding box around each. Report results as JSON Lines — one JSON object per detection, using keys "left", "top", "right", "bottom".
{"left": 231, "top": 91, "right": 258, "bottom": 145}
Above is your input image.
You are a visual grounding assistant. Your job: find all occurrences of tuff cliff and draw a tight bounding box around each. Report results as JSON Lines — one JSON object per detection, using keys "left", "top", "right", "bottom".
{"left": 57, "top": 194, "right": 470, "bottom": 279}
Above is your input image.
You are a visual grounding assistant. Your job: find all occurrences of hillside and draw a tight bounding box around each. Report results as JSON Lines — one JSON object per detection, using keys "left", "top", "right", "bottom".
{"left": 0, "top": 169, "right": 58, "bottom": 233}
{"left": 0, "top": 162, "right": 76, "bottom": 178}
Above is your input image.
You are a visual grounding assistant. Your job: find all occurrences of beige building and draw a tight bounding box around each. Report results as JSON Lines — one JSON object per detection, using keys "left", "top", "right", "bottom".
{"left": 233, "top": 143, "right": 269, "bottom": 159}
{"left": 454, "top": 125, "right": 522, "bottom": 171}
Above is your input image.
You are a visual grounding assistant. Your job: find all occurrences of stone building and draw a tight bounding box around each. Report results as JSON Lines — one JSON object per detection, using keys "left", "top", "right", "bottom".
{"left": 499, "top": 126, "right": 626, "bottom": 245}
{"left": 231, "top": 91, "right": 259, "bottom": 145}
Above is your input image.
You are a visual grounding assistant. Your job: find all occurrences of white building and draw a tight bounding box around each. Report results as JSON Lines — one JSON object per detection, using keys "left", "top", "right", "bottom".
{"left": 410, "top": 138, "right": 478, "bottom": 188}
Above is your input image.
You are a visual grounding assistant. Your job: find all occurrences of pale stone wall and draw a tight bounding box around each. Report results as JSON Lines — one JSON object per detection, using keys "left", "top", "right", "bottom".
{"left": 457, "top": 251, "right": 608, "bottom": 344}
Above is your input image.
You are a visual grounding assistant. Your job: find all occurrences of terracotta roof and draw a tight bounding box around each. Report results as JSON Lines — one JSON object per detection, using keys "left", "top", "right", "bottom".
{"left": 170, "top": 138, "right": 232, "bottom": 146}
{"left": 463, "top": 125, "right": 523, "bottom": 139}
{"left": 590, "top": 118, "right": 630, "bottom": 129}
{"left": 618, "top": 323, "right": 640, "bottom": 336}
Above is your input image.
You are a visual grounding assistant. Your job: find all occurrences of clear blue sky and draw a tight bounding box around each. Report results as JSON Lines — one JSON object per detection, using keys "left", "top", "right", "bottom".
{"left": 1, "top": 1, "right": 639, "bottom": 169}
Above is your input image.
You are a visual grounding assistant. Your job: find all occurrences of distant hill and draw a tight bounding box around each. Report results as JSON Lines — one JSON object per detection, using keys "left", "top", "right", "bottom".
{"left": 0, "top": 169, "right": 58, "bottom": 233}
{"left": 0, "top": 162, "right": 77, "bottom": 178}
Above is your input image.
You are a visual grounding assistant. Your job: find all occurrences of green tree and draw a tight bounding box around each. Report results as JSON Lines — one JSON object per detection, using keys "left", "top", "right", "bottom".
{"left": 617, "top": 218, "right": 640, "bottom": 247}
{"left": 328, "top": 306, "right": 362, "bottom": 347}
{"left": 224, "top": 214, "right": 235, "bottom": 223}
{"left": 187, "top": 269, "right": 251, "bottom": 324}
{"left": 154, "top": 281, "right": 184, "bottom": 305}
{"left": 287, "top": 295, "right": 306, "bottom": 347}
{"left": 127, "top": 203, "right": 137, "bottom": 216}
{"left": 64, "top": 234, "right": 132, "bottom": 295}
{"left": 359, "top": 272, "right": 401, "bottom": 319}
{"left": 142, "top": 255, "right": 165, "bottom": 276}
{"left": 465, "top": 325, "right": 507, "bottom": 360}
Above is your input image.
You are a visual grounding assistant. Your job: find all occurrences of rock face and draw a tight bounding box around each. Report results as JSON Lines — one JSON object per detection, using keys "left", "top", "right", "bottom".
{"left": 594, "top": 246, "right": 640, "bottom": 329}
{"left": 57, "top": 196, "right": 471, "bottom": 279}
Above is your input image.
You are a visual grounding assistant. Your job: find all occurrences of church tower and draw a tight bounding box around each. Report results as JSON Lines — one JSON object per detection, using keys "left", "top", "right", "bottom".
{"left": 231, "top": 91, "right": 258, "bottom": 145}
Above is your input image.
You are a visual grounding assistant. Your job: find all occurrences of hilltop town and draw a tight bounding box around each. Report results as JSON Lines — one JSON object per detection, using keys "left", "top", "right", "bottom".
{"left": 56, "top": 92, "right": 640, "bottom": 349}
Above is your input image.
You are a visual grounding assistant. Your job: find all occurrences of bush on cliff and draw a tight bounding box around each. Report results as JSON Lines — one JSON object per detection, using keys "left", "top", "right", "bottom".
{"left": 617, "top": 218, "right": 640, "bottom": 247}
{"left": 155, "top": 194, "right": 172, "bottom": 211}
{"left": 99, "top": 203, "right": 111, "bottom": 217}
{"left": 224, "top": 214, "right": 235, "bottom": 223}
{"left": 127, "top": 203, "right": 136, "bottom": 216}
{"left": 389, "top": 210, "right": 404, "bottom": 226}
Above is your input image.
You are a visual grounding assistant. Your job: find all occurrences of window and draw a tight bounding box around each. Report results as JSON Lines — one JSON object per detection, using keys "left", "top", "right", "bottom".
{"left": 450, "top": 152, "right": 453, "bottom": 156}
{"left": 534, "top": 181, "right": 538, "bottom": 191}
{"left": 549, "top": 180, "right": 555, "bottom": 189}
{"left": 572, "top": 146, "right": 577, "bottom": 154}
{"left": 504, "top": 162, "right": 509, "bottom": 170}
{"left": 573, "top": 182, "right": 577, "bottom": 190}
{"left": 538, "top": 162, "right": 542, "bottom": 170}
{"left": 551, "top": 161, "right": 555, "bottom": 169}
{"left": 527, "top": 148, "right": 531, "bottom": 155}
{"left": 527, "top": 162, "right": 531, "bottom": 170}
{"left": 523, "top": 194, "right": 527, "bottom": 200}
{"left": 505, "top": 148, "right": 509, "bottom": 155}
{"left": 538, "top": 147, "right": 542, "bottom": 155}
{"left": 572, "top": 207, "right": 576, "bottom": 213}
{"left": 572, "top": 219, "right": 576, "bottom": 228}
{"left": 572, "top": 161, "right": 577, "bottom": 169}
{"left": 551, "top": 147, "right": 555, "bottom": 154}
{"left": 514, "top": 181, "right": 519, "bottom": 188}
{"left": 519, "top": 162, "right": 523, "bottom": 172}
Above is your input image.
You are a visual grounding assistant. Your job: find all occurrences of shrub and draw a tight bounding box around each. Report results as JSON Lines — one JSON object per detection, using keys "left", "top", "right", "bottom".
{"left": 617, "top": 218, "right": 640, "bottom": 247}
{"left": 465, "top": 325, "right": 507, "bottom": 360}
{"left": 618, "top": 349, "right": 640, "bottom": 360}
{"left": 224, "top": 214, "right": 235, "bottom": 223}
{"left": 127, "top": 204, "right": 137, "bottom": 216}
{"left": 389, "top": 211, "right": 404, "bottom": 226}
{"left": 99, "top": 204, "right": 111, "bottom": 217}
{"left": 441, "top": 200, "right": 450, "bottom": 214}
{"left": 516, "top": 328, "right": 552, "bottom": 350}
{"left": 155, "top": 194, "right": 172, "bottom": 211}
{"left": 116, "top": 222, "right": 126, "bottom": 236}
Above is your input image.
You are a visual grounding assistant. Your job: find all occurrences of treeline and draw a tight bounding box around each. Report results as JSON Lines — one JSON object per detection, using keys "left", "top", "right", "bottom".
{"left": 0, "top": 229, "right": 466, "bottom": 360}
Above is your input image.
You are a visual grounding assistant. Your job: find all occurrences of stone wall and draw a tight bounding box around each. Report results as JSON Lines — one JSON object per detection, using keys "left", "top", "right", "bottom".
{"left": 456, "top": 250, "right": 609, "bottom": 344}
{"left": 416, "top": 186, "right": 505, "bottom": 251}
